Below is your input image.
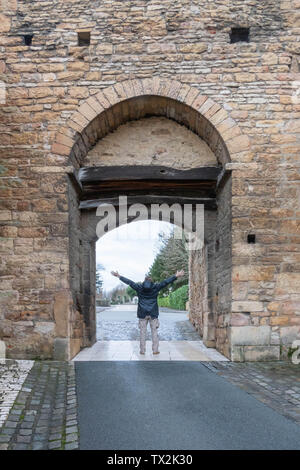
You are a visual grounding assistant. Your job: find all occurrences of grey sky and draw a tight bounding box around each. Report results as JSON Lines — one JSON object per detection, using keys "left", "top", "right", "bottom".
{"left": 96, "top": 220, "right": 173, "bottom": 292}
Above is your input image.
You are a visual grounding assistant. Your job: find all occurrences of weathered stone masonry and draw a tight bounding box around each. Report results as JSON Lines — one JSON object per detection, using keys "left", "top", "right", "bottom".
{"left": 0, "top": 0, "right": 299, "bottom": 360}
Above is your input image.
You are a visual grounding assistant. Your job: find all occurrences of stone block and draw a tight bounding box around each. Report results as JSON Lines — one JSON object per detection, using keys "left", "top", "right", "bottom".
{"left": 96, "top": 43, "right": 113, "bottom": 55}
{"left": 34, "top": 322, "right": 55, "bottom": 335}
{"left": 53, "top": 338, "right": 69, "bottom": 361}
{"left": 280, "top": 326, "right": 300, "bottom": 345}
{"left": 230, "top": 325, "right": 271, "bottom": 346}
{"left": 69, "top": 338, "right": 81, "bottom": 359}
{"left": 231, "top": 313, "right": 251, "bottom": 326}
{"left": 243, "top": 346, "right": 280, "bottom": 361}
{"left": 232, "top": 301, "right": 264, "bottom": 312}
{"left": 0, "top": 15, "right": 11, "bottom": 32}
{"left": 231, "top": 345, "right": 244, "bottom": 362}
{"left": 226, "top": 135, "right": 250, "bottom": 154}
{"left": 275, "top": 273, "right": 300, "bottom": 295}
{"left": 270, "top": 316, "right": 290, "bottom": 326}
{"left": 233, "top": 266, "right": 275, "bottom": 282}
{"left": 54, "top": 291, "right": 71, "bottom": 338}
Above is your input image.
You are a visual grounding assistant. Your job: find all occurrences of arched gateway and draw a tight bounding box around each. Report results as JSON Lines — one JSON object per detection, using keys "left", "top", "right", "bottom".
{"left": 49, "top": 78, "right": 249, "bottom": 361}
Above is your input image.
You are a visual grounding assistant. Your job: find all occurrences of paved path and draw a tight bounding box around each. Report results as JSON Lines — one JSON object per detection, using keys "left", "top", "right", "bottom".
{"left": 73, "top": 340, "right": 227, "bottom": 361}
{"left": 75, "top": 304, "right": 226, "bottom": 361}
{"left": 1, "top": 359, "right": 300, "bottom": 450}
{"left": 76, "top": 361, "right": 300, "bottom": 450}
{"left": 96, "top": 305, "right": 200, "bottom": 341}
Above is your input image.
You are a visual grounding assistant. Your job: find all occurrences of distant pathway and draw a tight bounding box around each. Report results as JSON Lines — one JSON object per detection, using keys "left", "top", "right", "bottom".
{"left": 96, "top": 305, "right": 200, "bottom": 341}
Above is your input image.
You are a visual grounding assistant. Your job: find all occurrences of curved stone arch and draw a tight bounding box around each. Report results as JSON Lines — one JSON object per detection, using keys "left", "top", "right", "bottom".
{"left": 51, "top": 78, "right": 250, "bottom": 167}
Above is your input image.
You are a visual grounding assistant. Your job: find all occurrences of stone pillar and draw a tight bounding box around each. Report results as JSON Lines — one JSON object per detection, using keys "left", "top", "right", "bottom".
{"left": 53, "top": 290, "right": 72, "bottom": 360}
{"left": 81, "top": 239, "right": 96, "bottom": 347}
{"left": 188, "top": 209, "right": 216, "bottom": 347}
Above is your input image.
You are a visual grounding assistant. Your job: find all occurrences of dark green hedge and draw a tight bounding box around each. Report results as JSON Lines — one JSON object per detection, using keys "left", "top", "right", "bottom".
{"left": 158, "top": 284, "right": 188, "bottom": 310}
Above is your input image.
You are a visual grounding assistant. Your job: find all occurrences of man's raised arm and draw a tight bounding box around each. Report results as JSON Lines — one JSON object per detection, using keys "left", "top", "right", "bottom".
{"left": 111, "top": 271, "right": 140, "bottom": 292}
{"left": 156, "top": 270, "right": 185, "bottom": 291}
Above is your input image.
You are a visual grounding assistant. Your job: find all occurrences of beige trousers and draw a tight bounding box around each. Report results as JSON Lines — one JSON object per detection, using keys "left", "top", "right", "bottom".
{"left": 138, "top": 315, "right": 159, "bottom": 354}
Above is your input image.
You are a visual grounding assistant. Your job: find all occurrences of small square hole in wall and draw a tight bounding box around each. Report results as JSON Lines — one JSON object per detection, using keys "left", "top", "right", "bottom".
{"left": 247, "top": 234, "right": 256, "bottom": 244}
{"left": 78, "top": 31, "right": 90, "bottom": 46}
{"left": 23, "top": 34, "right": 33, "bottom": 46}
{"left": 230, "top": 27, "right": 250, "bottom": 44}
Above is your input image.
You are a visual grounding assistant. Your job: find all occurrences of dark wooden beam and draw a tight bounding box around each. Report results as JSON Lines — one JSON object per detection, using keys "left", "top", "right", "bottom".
{"left": 80, "top": 187, "right": 216, "bottom": 200}
{"left": 80, "top": 180, "right": 217, "bottom": 194}
{"left": 78, "top": 165, "right": 222, "bottom": 183}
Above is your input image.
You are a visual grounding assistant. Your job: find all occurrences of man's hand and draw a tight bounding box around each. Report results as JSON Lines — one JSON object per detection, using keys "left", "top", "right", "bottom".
{"left": 111, "top": 271, "right": 120, "bottom": 278}
{"left": 175, "top": 270, "right": 185, "bottom": 278}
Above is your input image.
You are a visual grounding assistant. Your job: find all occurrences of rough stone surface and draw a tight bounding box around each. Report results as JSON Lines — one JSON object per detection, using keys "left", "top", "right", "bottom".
{"left": 231, "top": 326, "right": 271, "bottom": 346}
{"left": 86, "top": 116, "right": 216, "bottom": 168}
{"left": 0, "top": 360, "right": 79, "bottom": 450}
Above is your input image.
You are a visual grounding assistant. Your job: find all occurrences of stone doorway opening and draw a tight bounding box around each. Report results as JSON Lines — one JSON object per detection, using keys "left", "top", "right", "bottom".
{"left": 68, "top": 159, "right": 232, "bottom": 360}
{"left": 73, "top": 218, "right": 228, "bottom": 361}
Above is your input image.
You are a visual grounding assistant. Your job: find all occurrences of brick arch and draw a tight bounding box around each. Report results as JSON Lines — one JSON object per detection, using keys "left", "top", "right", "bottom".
{"left": 52, "top": 78, "right": 250, "bottom": 167}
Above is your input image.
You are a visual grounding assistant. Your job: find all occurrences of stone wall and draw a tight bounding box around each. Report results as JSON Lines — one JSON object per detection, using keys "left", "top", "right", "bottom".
{"left": 0, "top": 0, "right": 299, "bottom": 360}
{"left": 86, "top": 116, "right": 216, "bottom": 167}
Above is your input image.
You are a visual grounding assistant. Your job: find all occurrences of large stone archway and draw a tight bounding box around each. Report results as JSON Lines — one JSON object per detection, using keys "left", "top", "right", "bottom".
{"left": 52, "top": 78, "right": 249, "bottom": 167}
{"left": 49, "top": 78, "right": 241, "bottom": 360}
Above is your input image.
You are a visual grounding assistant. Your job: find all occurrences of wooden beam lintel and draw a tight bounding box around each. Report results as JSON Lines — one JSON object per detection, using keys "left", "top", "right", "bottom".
{"left": 77, "top": 165, "right": 222, "bottom": 183}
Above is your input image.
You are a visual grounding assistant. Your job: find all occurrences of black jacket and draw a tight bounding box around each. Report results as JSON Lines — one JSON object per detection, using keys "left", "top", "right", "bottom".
{"left": 119, "top": 275, "right": 177, "bottom": 318}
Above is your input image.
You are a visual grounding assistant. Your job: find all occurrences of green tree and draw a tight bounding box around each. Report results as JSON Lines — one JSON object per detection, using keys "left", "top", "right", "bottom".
{"left": 126, "top": 285, "right": 137, "bottom": 299}
{"left": 148, "top": 229, "right": 189, "bottom": 295}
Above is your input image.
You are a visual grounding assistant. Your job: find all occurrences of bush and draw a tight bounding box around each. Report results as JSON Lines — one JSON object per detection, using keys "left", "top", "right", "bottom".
{"left": 169, "top": 284, "right": 189, "bottom": 310}
{"left": 158, "top": 296, "right": 170, "bottom": 308}
{"left": 158, "top": 284, "right": 189, "bottom": 310}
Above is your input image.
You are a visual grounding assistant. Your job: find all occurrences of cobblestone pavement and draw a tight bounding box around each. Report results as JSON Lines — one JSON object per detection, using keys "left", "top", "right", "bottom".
{"left": 0, "top": 361, "right": 79, "bottom": 450}
{"left": 203, "top": 361, "right": 300, "bottom": 425}
{"left": 97, "top": 319, "right": 201, "bottom": 341}
{"left": 0, "top": 360, "right": 33, "bottom": 429}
